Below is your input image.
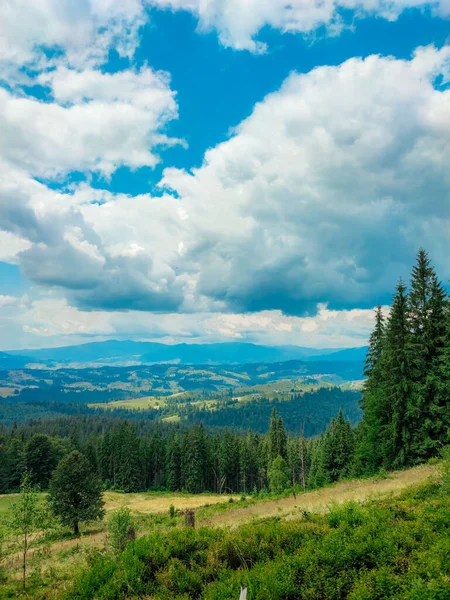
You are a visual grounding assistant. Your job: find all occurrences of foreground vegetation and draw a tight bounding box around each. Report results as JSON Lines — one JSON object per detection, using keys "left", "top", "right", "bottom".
{"left": 0, "top": 461, "right": 443, "bottom": 599}
{"left": 64, "top": 458, "right": 450, "bottom": 599}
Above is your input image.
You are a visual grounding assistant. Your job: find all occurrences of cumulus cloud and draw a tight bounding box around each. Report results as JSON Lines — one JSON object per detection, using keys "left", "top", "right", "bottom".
{"left": 1, "top": 46, "right": 450, "bottom": 320}
{"left": 1, "top": 0, "right": 449, "bottom": 76}
{"left": 0, "top": 0, "right": 145, "bottom": 79}
{"left": 0, "top": 67, "right": 181, "bottom": 178}
{"left": 13, "top": 297, "right": 378, "bottom": 349}
{"left": 152, "top": 0, "right": 450, "bottom": 52}
{"left": 160, "top": 45, "right": 450, "bottom": 314}
{"left": 0, "top": 169, "right": 189, "bottom": 311}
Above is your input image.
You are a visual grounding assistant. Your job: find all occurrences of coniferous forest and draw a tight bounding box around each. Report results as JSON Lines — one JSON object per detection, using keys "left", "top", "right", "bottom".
{"left": 0, "top": 249, "right": 448, "bottom": 498}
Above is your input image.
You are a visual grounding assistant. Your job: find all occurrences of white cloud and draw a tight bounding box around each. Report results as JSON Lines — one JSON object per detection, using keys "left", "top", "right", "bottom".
{"left": 160, "top": 45, "right": 450, "bottom": 314}
{"left": 13, "top": 296, "right": 377, "bottom": 348}
{"left": 0, "top": 295, "right": 21, "bottom": 308}
{"left": 0, "top": 67, "right": 181, "bottom": 178}
{"left": 1, "top": 0, "right": 449, "bottom": 77}
{"left": 1, "top": 47, "right": 450, "bottom": 322}
{"left": 1, "top": 34, "right": 450, "bottom": 349}
{"left": 0, "top": 231, "right": 31, "bottom": 263}
{"left": 0, "top": 0, "right": 145, "bottom": 79}
{"left": 151, "top": 0, "right": 450, "bottom": 52}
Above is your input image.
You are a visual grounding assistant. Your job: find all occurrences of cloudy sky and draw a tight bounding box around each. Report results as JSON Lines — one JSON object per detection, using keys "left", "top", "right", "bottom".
{"left": 0, "top": 1, "right": 449, "bottom": 350}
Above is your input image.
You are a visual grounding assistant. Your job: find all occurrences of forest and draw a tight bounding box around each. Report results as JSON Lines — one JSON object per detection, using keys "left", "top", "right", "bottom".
{"left": 2, "top": 250, "right": 449, "bottom": 496}
{"left": 0, "top": 249, "right": 449, "bottom": 599}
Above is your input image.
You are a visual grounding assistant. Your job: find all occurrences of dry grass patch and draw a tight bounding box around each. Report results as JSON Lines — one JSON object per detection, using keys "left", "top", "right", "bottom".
{"left": 88, "top": 395, "right": 167, "bottom": 410}
{"left": 103, "top": 491, "right": 238, "bottom": 514}
{"left": 0, "top": 386, "right": 17, "bottom": 397}
{"left": 202, "top": 463, "right": 437, "bottom": 527}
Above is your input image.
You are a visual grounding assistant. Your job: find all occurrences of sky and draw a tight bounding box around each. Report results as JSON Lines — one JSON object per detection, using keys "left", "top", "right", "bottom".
{"left": 0, "top": 1, "right": 449, "bottom": 351}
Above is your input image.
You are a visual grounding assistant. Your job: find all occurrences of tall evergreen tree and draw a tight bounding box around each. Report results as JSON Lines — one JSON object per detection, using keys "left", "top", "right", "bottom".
{"left": 433, "top": 302, "right": 450, "bottom": 448}
{"left": 354, "top": 305, "right": 386, "bottom": 475}
{"left": 268, "top": 408, "right": 279, "bottom": 464}
{"left": 25, "top": 434, "right": 58, "bottom": 488}
{"left": 408, "top": 250, "right": 447, "bottom": 460}
{"left": 277, "top": 417, "right": 287, "bottom": 461}
{"left": 165, "top": 434, "right": 181, "bottom": 492}
{"left": 384, "top": 279, "right": 412, "bottom": 468}
{"left": 116, "top": 423, "right": 142, "bottom": 492}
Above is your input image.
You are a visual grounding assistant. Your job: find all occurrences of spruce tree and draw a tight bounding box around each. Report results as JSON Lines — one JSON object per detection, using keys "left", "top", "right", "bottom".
{"left": 268, "top": 407, "right": 279, "bottom": 464}
{"left": 434, "top": 302, "right": 450, "bottom": 447}
{"left": 165, "top": 435, "right": 181, "bottom": 492}
{"left": 25, "top": 434, "right": 58, "bottom": 488}
{"left": 307, "top": 434, "right": 327, "bottom": 488}
{"left": 298, "top": 425, "right": 309, "bottom": 492}
{"left": 116, "top": 423, "right": 142, "bottom": 492}
{"left": 354, "top": 305, "right": 386, "bottom": 475}
{"left": 407, "top": 251, "right": 447, "bottom": 460}
{"left": 384, "top": 279, "right": 412, "bottom": 468}
{"left": 277, "top": 417, "right": 288, "bottom": 461}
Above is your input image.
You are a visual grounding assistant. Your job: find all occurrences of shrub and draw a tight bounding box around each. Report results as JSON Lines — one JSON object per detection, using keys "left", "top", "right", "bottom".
{"left": 67, "top": 483, "right": 450, "bottom": 600}
{"left": 107, "top": 508, "right": 134, "bottom": 554}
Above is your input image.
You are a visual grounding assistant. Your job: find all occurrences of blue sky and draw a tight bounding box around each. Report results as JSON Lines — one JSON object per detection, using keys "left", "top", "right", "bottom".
{"left": 0, "top": 1, "right": 449, "bottom": 350}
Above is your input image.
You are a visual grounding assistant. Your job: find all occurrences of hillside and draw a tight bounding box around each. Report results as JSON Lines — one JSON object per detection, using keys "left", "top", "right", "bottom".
{"left": 0, "top": 360, "right": 363, "bottom": 430}
{"left": 0, "top": 462, "right": 444, "bottom": 600}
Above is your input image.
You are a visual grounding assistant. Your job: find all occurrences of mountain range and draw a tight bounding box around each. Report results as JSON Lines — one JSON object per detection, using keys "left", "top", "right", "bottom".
{"left": 2, "top": 340, "right": 368, "bottom": 369}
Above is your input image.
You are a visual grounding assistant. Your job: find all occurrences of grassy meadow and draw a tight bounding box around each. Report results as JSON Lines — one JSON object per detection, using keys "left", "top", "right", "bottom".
{"left": 0, "top": 462, "right": 444, "bottom": 599}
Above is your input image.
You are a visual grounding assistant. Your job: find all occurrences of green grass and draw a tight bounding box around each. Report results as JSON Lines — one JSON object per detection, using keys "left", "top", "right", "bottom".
{"left": 0, "top": 494, "right": 16, "bottom": 516}
{"left": 64, "top": 473, "right": 450, "bottom": 600}
{"left": 0, "top": 462, "right": 446, "bottom": 599}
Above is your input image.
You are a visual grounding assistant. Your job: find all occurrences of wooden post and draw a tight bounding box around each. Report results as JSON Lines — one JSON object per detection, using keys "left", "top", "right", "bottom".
{"left": 126, "top": 525, "right": 136, "bottom": 542}
{"left": 185, "top": 509, "right": 195, "bottom": 528}
{"left": 239, "top": 586, "right": 248, "bottom": 600}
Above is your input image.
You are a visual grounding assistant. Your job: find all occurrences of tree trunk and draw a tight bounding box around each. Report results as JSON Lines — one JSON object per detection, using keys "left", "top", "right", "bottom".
{"left": 74, "top": 520, "right": 79, "bottom": 535}
{"left": 22, "top": 548, "right": 27, "bottom": 590}
{"left": 23, "top": 531, "right": 27, "bottom": 590}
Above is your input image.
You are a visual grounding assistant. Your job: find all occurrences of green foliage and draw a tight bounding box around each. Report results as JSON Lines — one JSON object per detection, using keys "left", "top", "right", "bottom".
{"left": 268, "top": 456, "right": 290, "bottom": 494}
{"left": 357, "top": 249, "right": 450, "bottom": 472}
{"left": 6, "top": 473, "right": 53, "bottom": 590}
{"left": 107, "top": 508, "right": 134, "bottom": 554}
{"left": 48, "top": 450, "right": 105, "bottom": 535}
{"left": 66, "top": 474, "right": 450, "bottom": 600}
{"left": 308, "top": 411, "right": 355, "bottom": 488}
{"left": 25, "top": 434, "right": 59, "bottom": 489}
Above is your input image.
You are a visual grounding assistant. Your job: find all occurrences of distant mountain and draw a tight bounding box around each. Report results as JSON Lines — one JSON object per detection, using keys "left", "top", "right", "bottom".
{"left": 303, "top": 346, "right": 369, "bottom": 363}
{"left": 5, "top": 340, "right": 367, "bottom": 368}
{"left": 0, "top": 351, "right": 31, "bottom": 370}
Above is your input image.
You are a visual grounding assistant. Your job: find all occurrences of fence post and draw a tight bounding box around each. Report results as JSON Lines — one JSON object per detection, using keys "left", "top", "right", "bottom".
{"left": 239, "top": 586, "right": 248, "bottom": 600}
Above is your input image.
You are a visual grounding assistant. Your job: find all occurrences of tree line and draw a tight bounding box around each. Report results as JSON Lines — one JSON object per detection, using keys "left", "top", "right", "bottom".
{"left": 0, "top": 406, "right": 355, "bottom": 495}
{"left": 354, "top": 249, "right": 450, "bottom": 474}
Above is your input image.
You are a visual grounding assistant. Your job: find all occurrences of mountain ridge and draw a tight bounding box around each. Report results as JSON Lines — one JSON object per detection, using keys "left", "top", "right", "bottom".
{"left": 3, "top": 340, "right": 368, "bottom": 368}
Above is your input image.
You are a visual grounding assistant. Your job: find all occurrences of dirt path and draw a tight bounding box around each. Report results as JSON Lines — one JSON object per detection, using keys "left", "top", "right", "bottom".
{"left": 201, "top": 464, "right": 436, "bottom": 528}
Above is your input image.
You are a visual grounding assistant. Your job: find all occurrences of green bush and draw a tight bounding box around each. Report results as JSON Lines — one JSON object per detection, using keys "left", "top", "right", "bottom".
{"left": 107, "top": 508, "right": 134, "bottom": 554}
{"left": 67, "top": 477, "right": 450, "bottom": 600}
